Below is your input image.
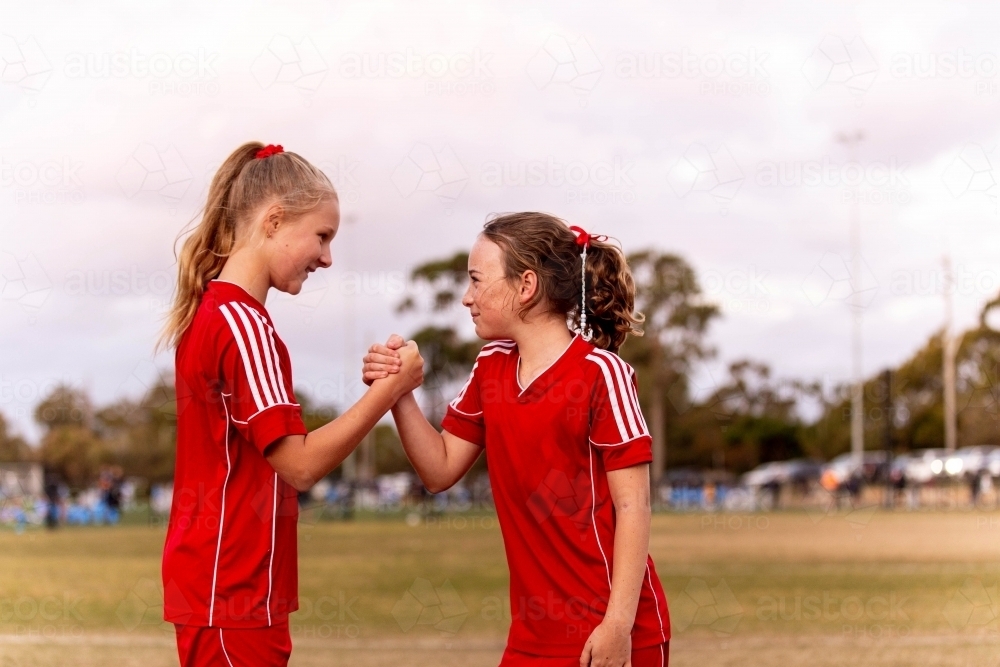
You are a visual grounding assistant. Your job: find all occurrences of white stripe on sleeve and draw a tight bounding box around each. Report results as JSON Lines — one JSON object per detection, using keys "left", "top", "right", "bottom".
{"left": 219, "top": 304, "right": 266, "bottom": 411}
{"left": 265, "top": 322, "right": 291, "bottom": 404}
{"left": 626, "top": 366, "right": 649, "bottom": 434}
{"left": 450, "top": 361, "right": 480, "bottom": 409}
{"left": 596, "top": 350, "right": 641, "bottom": 438}
{"left": 230, "top": 302, "right": 277, "bottom": 406}
{"left": 243, "top": 305, "right": 285, "bottom": 405}
{"left": 585, "top": 354, "right": 629, "bottom": 441}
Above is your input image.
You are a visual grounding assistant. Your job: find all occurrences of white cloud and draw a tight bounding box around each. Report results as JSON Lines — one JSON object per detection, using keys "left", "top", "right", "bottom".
{"left": 2, "top": 0, "right": 999, "bottom": 443}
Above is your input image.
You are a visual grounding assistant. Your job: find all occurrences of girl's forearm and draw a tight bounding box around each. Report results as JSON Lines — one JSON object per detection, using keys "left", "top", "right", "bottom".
{"left": 604, "top": 490, "right": 651, "bottom": 629}
{"left": 391, "top": 392, "right": 458, "bottom": 492}
{"left": 267, "top": 380, "right": 400, "bottom": 490}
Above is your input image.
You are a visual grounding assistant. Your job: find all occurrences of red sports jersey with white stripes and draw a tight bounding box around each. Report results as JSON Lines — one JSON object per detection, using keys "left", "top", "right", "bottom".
{"left": 441, "top": 334, "right": 670, "bottom": 657}
{"left": 163, "top": 279, "right": 307, "bottom": 628}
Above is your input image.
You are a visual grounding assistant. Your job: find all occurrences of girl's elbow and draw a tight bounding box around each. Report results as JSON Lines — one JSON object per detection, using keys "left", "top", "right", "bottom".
{"left": 281, "top": 469, "right": 314, "bottom": 493}
{"left": 423, "top": 479, "right": 451, "bottom": 494}
{"left": 291, "top": 477, "right": 314, "bottom": 493}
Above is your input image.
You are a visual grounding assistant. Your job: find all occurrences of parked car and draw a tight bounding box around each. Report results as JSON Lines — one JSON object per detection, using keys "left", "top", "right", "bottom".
{"left": 821, "top": 451, "right": 890, "bottom": 487}
{"left": 986, "top": 448, "right": 1000, "bottom": 478}
{"left": 946, "top": 446, "right": 1000, "bottom": 479}
{"left": 741, "top": 461, "right": 789, "bottom": 488}
{"left": 740, "top": 459, "right": 821, "bottom": 490}
{"left": 900, "top": 448, "right": 950, "bottom": 484}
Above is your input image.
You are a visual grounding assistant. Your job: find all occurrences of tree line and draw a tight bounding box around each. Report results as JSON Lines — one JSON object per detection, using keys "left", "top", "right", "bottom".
{"left": 2, "top": 248, "right": 998, "bottom": 491}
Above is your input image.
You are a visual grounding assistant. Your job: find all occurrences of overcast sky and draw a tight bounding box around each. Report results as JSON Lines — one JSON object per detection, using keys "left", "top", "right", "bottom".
{"left": 2, "top": 1, "right": 999, "bottom": 443}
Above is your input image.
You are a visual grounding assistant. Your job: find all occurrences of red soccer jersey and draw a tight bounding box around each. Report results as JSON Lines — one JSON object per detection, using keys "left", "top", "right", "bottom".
{"left": 163, "top": 279, "right": 308, "bottom": 628}
{"left": 441, "top": 334, "right": 671, "bottom": 656}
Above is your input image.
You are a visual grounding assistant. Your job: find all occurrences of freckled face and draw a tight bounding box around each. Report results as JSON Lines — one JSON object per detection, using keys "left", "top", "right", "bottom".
{"left": 461, "top": 236, "right": 520, "bottom": 340}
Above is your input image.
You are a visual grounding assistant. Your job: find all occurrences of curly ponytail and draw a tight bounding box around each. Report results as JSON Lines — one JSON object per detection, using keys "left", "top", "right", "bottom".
{"left": 481, "top": 212, "right": 643, "bottom": 353}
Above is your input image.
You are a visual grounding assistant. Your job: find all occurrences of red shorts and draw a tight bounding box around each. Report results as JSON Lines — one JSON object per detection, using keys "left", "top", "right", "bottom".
{"left": 500, "top": 642, "right": 669, "bottom": 667}
{"left": 174, "top": 620, "right": 292, "bottom": 666}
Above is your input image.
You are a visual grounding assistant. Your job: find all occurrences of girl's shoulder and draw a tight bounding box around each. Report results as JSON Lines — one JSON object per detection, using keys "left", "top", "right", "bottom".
{"left": 580, "top": 347, "right": 637, "bottom": 382}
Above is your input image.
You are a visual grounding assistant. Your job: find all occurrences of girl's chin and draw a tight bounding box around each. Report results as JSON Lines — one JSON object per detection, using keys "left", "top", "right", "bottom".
{"left": 473, "top": 323, "right": 507, "bottom": 340}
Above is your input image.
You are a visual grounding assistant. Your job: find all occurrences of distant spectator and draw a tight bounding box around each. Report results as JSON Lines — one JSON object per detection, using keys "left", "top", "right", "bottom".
{"left": 44, "top": 471, "right": 61, "bottom": 529}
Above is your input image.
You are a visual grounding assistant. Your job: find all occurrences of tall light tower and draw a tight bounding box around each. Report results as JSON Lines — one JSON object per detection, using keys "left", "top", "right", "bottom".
{"left": 838, "top": 130, "right": 866, "bottom": 470}
{"left": 942, "top": 255, "right": 957, "bottom": 452}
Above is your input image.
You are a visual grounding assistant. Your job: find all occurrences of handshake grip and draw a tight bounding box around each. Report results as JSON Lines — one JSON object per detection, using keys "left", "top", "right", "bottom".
{"left": 361, "top": 334, "right": 425, "bottom": 395}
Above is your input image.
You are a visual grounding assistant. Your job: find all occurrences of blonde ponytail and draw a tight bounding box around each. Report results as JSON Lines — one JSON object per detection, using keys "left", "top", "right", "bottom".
{"left": 155, "top": 142, "right": 336, "bottom": 353}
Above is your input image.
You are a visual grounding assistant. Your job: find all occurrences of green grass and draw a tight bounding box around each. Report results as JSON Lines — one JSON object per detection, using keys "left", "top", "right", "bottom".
{"left": 1, "top": 510, "right": 999, "bottom": 665}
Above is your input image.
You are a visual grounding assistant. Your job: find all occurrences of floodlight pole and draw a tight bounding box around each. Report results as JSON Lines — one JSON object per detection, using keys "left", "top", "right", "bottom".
{"left": 942, "top": 255, "right": 957, "bottom": 452}
{"left": 838, "top": 130, "right": 866, "bottom": 471}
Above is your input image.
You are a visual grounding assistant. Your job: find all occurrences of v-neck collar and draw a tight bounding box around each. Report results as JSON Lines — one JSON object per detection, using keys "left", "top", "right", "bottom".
{"left": 514, "top": 333, "right": 587, "bottom": 400}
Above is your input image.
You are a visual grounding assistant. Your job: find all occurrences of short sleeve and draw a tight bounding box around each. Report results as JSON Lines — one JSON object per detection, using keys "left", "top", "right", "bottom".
{"left": 441, "top": 360, "right": 486, "bottom": 447}
{"left": 587, "top": 352, "right": 653, "bottom": 471}
{"left": 217, "top": 301, "right": 307, "bottom": 455}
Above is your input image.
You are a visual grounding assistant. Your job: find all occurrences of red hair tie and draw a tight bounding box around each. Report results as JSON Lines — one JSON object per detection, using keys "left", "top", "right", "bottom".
{"left": 256, "top": 144, "right": 284, "bottom": 159}
{"left": 569, "top": 225, "right": 607, "bottom": 249}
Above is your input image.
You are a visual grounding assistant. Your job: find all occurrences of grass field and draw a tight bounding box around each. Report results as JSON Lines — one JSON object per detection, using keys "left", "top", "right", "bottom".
{"left": 1, "top": 509, "right": 999, "bottom": 666}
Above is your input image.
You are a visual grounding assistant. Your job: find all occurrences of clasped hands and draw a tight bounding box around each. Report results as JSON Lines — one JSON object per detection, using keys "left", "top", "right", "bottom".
{"left": 362, "top": 334, "right": 424, "bottom": 398}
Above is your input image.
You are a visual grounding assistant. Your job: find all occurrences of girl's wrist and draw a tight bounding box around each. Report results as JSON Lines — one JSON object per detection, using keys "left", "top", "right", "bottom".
{"left": 602, "top": 607, "right": 636, "bottom": 631}
{"left": 391, "top": 390, "right": 417, "bottom": 412}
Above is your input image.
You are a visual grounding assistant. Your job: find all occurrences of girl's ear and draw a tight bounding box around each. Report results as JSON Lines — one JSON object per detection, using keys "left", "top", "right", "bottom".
{"left": 518, "top": 270, "right": 538, "bottom": 305}
{"left": 261, "top": 203, "right": 285, "bottom": 236}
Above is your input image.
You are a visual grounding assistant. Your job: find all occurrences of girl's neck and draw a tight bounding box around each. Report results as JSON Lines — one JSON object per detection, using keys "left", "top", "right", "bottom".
{"left": 217, "top": 254, "right": 270, "bottom": 306}
{"left": 511, "top": 319, "right": 575, "bottom": 384}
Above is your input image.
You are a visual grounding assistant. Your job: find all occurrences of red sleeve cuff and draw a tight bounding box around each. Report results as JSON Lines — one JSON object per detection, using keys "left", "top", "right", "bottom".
{"left": 248, "top": 404, "right": 308, "bottom": 455}
{"left": 597, "top": 435, "right": 653, "bottom": 471}
{"left": 441, "top": 408, "right": 485, "bottom": 448}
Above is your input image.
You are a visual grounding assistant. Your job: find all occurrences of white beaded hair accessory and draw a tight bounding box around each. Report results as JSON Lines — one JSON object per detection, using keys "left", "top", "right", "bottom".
{"left": 568, "top": 225, "right": 607, "bottom": 342}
